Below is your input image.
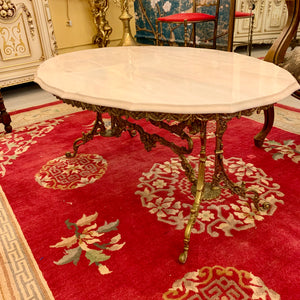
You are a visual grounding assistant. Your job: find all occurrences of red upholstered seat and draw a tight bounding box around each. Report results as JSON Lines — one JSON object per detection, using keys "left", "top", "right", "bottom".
{"left": 155, "top": 0, "right": 220, "bottom": 48}
{"left": 157, "top": 13, "right": 216, "bottom": 23}
{"left": 235, "top": 11, "right": 252, "bottom": 18}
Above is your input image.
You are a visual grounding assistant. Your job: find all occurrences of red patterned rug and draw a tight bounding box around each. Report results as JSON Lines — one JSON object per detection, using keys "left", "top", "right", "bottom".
{"left": 0, "top": 103, "right": 299, "bottom": 299}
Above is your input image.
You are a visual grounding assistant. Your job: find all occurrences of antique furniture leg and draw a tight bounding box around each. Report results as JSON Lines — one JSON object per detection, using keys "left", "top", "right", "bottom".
{"left": 66, "top": 112, "right": 108, "bottom": 158}
{"left": 254, "top": 106, "right": 274, "bottom": 148}
{"left": 179, "top": 116, "right": 268, "bottom": 263}
{"left": 179, "top": 121, "right": 207, "bottom": 264}
{"left": 255, "top": 0, "right": 299, "bottom": 147}
{"left": 0, "top": 89, "right": 12, "bottom": 133}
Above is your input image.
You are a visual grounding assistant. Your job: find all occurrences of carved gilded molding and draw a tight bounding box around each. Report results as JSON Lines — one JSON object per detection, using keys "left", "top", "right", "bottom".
{"left": 42, "top": 0, "right": 58, "bottom": 55}
{"left": 61, "top": 98, "right": 272, "bottom": 124}
{"left": 19, "top": 2, "right": 34, "bottom": 37}
{"left": 0, "top": 13, "right": 31, "bottom": 60}
{"left": 0, "top": 74, "right": 34, "bottom": 87}
{"left": 0, "top": 0, "right": 16, "bottom": 19}
{"left": 0, "top": 0, "right": 57, "bottom": 88}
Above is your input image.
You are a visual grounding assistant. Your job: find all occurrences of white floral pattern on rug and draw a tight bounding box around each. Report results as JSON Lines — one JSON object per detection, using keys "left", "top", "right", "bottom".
{"left": 0, "top": 117, "right": 66, "bottom": 177}
{"left": 163, "top": 266, "right": 280, "bottom": 299}
{"left": 136, "top": 155, "right": 284, "bottom": 237}
{"left": 35, "top": 154, "right": 107, "bottom": 190}
{"left": 50, "top": 212, "right": 125, "bottom": 275}
{"left": 263, "top": 139, "right": 300, "bottom": 163}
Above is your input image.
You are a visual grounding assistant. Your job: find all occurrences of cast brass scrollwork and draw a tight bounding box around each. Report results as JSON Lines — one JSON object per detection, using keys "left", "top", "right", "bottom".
{"left": 62, "top": 97, "right": 272, "bottom": 263}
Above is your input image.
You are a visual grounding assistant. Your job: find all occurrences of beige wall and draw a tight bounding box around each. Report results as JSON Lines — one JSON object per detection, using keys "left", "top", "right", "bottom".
{"left": 48, "top": 0, "right": 136, "bottom": 53}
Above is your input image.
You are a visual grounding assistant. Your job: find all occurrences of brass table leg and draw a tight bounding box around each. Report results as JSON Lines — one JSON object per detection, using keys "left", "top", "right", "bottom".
{"left": 0, "top": 90, "right": 12, "bottom": 133}
{"left": 179, "top": 117, "right": 269, "bottom": 263}
{"left": 179, "top": 121, "right": 207, "bottom": 264}
{"left": 66, "top": 112, "right": 107, "bottom": 158}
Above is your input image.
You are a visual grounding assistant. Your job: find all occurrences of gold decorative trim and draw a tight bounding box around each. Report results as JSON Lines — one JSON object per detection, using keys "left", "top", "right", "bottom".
{"left": 0, "top": 13, "right": 31, "bottom": 61}
{"left": 19, "top": 2, "right": 35, "bottom": 37}
{"left": 62, "top": 98, "right": 271, "bottom": 123}
{"left": 0, "top": 0, "right": 16, "bottom": 20}
{"left": 0, "top": 74, "right": 34, "bottom": 88}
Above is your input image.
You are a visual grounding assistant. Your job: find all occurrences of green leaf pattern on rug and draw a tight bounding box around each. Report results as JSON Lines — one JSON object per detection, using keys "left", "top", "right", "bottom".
{"left": 263, "top": 139, "right": 300, "bottom": 163}
{"left": 50, "top": 212, "right": 125, "bottom": 275}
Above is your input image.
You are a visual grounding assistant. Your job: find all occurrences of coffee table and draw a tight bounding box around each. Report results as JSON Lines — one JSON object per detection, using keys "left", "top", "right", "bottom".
{"left": 35, "top": 46, "right": 299, "bottom": 263}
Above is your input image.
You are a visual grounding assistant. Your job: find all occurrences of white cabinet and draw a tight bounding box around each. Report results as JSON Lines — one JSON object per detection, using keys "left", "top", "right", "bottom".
{"left": 0, "top": 0, "right": 57, "bottom": 88}
{"left": 234, "top": 0, "right": 300, "bottom": 46}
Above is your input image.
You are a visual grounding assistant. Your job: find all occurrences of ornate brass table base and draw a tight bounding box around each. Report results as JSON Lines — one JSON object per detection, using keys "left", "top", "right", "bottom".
{"left": 62, "top": 99, "right": 270, "bottom": 263}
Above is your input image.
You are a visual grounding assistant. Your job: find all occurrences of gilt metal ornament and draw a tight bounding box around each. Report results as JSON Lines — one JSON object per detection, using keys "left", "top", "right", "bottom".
{"left": 62, "top": 97, "right": 271, "bottom": 263}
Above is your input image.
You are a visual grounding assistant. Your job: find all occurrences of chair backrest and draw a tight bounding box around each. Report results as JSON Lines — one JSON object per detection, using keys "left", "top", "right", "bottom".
{"left": 264, "top": 0, "right": 299, "bottom": 65}
{"left": 194, "top": 0, "right": 220, "bottom": 11}
{"left": 193, "top": 0, "right": 221, "bottom": 20}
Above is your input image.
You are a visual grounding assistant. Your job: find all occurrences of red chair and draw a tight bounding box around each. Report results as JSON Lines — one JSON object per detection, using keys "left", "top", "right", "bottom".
{"left": 155, "top": 0, "right": 220, "bottom": 48}
{"left": 234, "top": 5, "right": 255, "bottom": 56}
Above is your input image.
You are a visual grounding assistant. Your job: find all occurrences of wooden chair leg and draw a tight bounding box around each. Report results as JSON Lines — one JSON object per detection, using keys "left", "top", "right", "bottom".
{"left": 212, "top": 20, "right": 217, "bottom": 48}
{"left": 184, "top": 20, "right": 188, "bottom": 47}
{"left": 155, "top": 20, "right": 159, "bottom": 45}
{"left": 0, "top": 89, "right": 12, "bottom": 133}
{"left": 247, "top": 15, "right": 255, "bottom": 56}
{"left": 254, "top": 105, "right": 274, "bottom": 148}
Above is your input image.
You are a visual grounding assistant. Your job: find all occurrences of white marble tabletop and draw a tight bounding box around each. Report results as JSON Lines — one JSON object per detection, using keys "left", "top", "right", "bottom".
{"left": 35, "top": 46, "right": 299, "bottom": 114}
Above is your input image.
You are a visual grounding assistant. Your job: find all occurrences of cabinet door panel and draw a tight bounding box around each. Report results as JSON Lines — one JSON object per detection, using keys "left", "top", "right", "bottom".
{"left": 0, "top": 0, "right": 56, "bottom": 87}
{"left": 234, "top": 0, "right": 300, "bottom": 46}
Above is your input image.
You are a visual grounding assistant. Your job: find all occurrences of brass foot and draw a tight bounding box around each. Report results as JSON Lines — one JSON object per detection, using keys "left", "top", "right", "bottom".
{"left": 179, "top": 251, "right": 188, "bottom": 264}
{"left": 191, "top": 182, "right": 221, "bottom": 200}
{"left": 65, "top": 151, "right": 76, "bottom": 158}
{"left": 262, "top": 202, "right": 270, "bottom": 210}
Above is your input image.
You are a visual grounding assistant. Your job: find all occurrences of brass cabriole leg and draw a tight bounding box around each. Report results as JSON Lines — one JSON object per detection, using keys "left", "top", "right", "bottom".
{"left": 66, "top": 112, "right": 107, "bottom": 158}
{"left": 213, "top": 118, "right": 266, "bottom": 211}
{"left": 179, "top": 116, "right": 270, "bottom": 264}
{"left": 179, "top": 121, "right": 207, "bottom": 264}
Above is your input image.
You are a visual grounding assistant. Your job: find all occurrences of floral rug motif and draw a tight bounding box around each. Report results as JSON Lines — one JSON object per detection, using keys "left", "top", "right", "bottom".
{"left": 263, "top": 139, "right": 300, "bottom": 163}
{"left": 35, "top": 154, "right": 108, "bottom": 190}
{"left": 50, "top": 212, "right": 125, "bottom": 275}
{"left": 1, "top": 104, "right": 299, "bottom": 299}
{"left": 0, "top": 117, "right": 65, "bottom": 177}
{"left": 136, "top": 155, "right": 284, "bottom": 237}
{"left": 163, "top": 266, "right": 280, "bottom": 299}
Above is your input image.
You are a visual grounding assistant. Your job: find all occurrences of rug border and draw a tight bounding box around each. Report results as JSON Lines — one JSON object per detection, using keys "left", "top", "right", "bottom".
{"left": 0, "top": 186, "right": 54, "bottom": 300}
